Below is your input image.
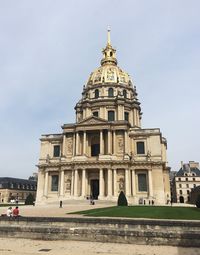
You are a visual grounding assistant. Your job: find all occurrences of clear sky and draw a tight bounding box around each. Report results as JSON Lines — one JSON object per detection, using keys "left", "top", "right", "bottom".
{"left": 0, "top": 0, "right": 200, "bottom": 178}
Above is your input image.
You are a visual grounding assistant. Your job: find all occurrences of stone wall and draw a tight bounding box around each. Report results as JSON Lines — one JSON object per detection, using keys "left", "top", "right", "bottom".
{"left": 0, "top": 217, "right": 200, "bottom": 247}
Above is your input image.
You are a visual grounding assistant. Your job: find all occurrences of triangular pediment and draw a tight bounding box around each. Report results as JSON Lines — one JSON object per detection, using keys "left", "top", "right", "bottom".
{"left": 77, "top": 116, "right": 108, "bottom": 126}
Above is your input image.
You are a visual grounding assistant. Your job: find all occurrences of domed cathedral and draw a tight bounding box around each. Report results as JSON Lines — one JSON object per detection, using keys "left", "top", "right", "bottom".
{"left": 36, "top": 29, "right": 171, "bottom": 205}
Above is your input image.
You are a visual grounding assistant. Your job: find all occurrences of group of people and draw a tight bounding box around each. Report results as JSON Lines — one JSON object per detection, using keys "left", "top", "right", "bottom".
{"left": 6, "top": 206, "right": 19, "bottom": 217}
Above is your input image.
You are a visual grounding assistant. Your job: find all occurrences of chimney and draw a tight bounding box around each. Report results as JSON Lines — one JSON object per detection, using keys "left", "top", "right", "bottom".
{"left": 181, "top": 161, "right": 183, "bottom": 168}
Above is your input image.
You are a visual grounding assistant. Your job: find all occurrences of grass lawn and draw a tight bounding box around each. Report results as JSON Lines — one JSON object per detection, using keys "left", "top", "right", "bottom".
{"left": 69, "top": 206, "right": 200, "bottom": 220}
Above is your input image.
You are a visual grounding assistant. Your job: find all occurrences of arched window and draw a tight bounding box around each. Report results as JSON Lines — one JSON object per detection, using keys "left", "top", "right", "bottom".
{"left": 110, "top": 52, "right": 113, "bottom": 57}
{"left": 123, "top": 89, "right": 127, "bottom": 98}
{"left": 108, "top": 88, "right": 114, "bottom": 97}
{"left": 94, "top": 89, "right": 99, "bottom": 99}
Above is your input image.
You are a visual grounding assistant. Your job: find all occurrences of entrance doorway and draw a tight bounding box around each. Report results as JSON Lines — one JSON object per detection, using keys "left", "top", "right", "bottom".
{"left": 91, "top": 179, "right": 99, "bottom": 199}
{"left": 180, "top": 196, "right": 184, "bottom": 203}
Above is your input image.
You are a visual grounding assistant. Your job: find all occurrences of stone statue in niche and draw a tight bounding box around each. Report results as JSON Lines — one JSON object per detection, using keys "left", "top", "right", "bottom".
{"left": 65, "top": 178, "right": 71, "bottom": 191}
{"left": 66, "top": 179, "right": 71, "bottom": 190}
{"left": 117, "top": 137, "right": 124, "bottom": 153}
{"left": 67, "top": 139, "right": 73, "bottom": 154}
{"left": 119, "top": 178, "right": 125, "bottom": 191}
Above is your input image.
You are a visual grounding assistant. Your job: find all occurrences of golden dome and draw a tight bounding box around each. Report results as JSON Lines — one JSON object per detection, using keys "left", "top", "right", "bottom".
{"left": 86, "top": 28, "right": 132, "bottom": 87}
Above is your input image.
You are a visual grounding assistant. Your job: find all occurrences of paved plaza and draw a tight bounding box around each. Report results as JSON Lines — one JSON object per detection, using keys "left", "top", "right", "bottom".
{"left": 0, "top": 200, "right": 115, "bottom": 217}
{"left": 0, "top": 201, "right": 200, "bottom": 255}
{"left": 0, "top": 238, "right": 200, "bottom": 255}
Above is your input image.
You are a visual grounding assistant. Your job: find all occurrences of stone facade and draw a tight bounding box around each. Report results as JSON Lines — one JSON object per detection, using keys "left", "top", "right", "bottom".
{"left": 0, "top": 177, "right": 37, "bottom": 203}
{"left": 36, "top": 30, "right": 170, "bottom": 205}
{"left": 173, "top": 161, "right": 200, "bottom": 203}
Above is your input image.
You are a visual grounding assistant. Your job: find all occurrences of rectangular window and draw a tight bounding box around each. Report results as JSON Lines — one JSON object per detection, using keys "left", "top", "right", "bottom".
{"left": 53, "top": 145, "right": 60, "bottom": 157}
{"left": 138, "top": 173, "right": 147, "bottom": 192}
{"left": 136, "top": 141, "right": 145, "bottom": 154}
{"left": 51, "top": 175, "right": 59, "bottom": 191}
{"left": 93, "top": 111, "right": 98, "bottom": 117}
{"left": 108, "top": 111, "right": 115, "bottom": 121}
{"left": 124, "top": 112, "right": 129, "bottom": 121}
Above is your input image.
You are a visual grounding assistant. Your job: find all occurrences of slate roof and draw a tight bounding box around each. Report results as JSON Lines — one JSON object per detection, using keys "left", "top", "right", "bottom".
{"left": 0, "top": 177, "right": 37, "bottom": 190}
{"left": 176, "top": 167, "right": 200, "bottom": 177}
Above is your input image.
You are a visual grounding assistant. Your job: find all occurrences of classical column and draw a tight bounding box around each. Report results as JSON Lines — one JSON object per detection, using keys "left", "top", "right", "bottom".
{"left": 124, "top": 130, "right": 128, "bottom": 154}
{"left": 108, "top": 130, "right": 111, "bottom": 154}
{"left": 113, "top": 130, "right": 116, "bottom": 155}
{"left": 148, "top": 170, "right": 153, "bottom": 197}
{"left": 62, "top": 134, "right": 66, "bottom": 156}
{"left": 83, "top": 131, "right": 86, "bottom": 155}
{"left": 44, "top": 171, "right": 49, "bottom": 197}
{"left": 113, "top": 169, "right": 118, "bottom": 197}
{"left": 81, "top": 169, "right": 86, "bottom": 197}
{"left": 99, "top": 169, "right": 104, "bottom": 197}
{"left": 100, "top": 130, "right": 104, "bottom": 155}
{"left": 59, "top": 170, "right": 64, "bottom": 197}
{"left": 74, "top": 169, "right": 78, "bottom": 197}
{"left": 131, "top": 169, "right": 136, "bottom": 196}
{"left": 133, "top": 109, "right": 137, "bottom": 126}
{"left": 125, "top": 169, "right": 130, "bottom": 196}
{"left": 71, "top": 170, "right": 74, "bottom": 196}
{"left": 76, "top": 132, "right": 79, "bottom": 155}
{"left": 73, "top": 133, "right": 76, "bottom": 156}
{"left": 107, "top": 169, "right": 112, "bottom": 197}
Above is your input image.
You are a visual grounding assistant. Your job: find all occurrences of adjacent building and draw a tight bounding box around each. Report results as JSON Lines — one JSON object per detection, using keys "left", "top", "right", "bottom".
{"left": 173, "top": 161, "right": 200, "bottom": 203}
{"left": 0, "top": 177, "right": 37, "bottom": 203}
{"left": 36, "top": 30, "right": 170, "bottom": 205}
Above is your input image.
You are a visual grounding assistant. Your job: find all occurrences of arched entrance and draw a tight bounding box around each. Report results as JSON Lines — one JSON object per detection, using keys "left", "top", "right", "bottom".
{"left": 180, "top": 196, "right": 184, "bottom": 203}
{"left": 91, "top": 179, "right": 99, "bottom": 199}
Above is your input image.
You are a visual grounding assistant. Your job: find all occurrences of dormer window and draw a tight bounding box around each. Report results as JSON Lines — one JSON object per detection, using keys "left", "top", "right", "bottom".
{"left": 108, "top": 88, "right": 114, "bottom": 97}
{"left": 110, "top": 52, "right": 113, "bottom": 57}
{"left": 93, "top": 111, "right": 98, "bottom": 117}
{"left": 94, "top": 89, "right": 99, "bottom": 99}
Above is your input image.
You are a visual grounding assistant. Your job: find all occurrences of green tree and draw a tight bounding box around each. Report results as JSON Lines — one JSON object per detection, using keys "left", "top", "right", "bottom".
{"left": 195, "top": 194, "right": 200, "bottom": 208}
{"left": 117, "top": 191, "right": 128, "bottom": 206}
{"left": 25, "top": 193, "right": 35, "bottom": 205}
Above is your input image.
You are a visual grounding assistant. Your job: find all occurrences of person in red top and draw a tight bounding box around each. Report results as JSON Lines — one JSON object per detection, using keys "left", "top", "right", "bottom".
{"left": 12, "top": 206, "right": 19, "bottom": 217}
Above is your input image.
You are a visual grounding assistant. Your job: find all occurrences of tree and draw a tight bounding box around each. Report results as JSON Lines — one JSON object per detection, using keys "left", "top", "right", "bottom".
{"left": 117, "top": 191, "right": 128, "bottom": 206}
{"left": 25, "top": 193, "right": 35, "bottom": 205}
{"left": 195, "top": 194, "right": 200, "bottom": 208}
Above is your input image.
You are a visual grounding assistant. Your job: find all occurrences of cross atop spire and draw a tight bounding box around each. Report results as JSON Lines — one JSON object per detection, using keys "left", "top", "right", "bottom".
{"left": 107, "top": 26, "right": 111, "bottom": 46}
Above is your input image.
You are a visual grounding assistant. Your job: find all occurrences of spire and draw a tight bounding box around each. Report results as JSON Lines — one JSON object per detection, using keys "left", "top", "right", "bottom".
{"left": 107, "top": 26, "right": 111, "bottom": 46}
{"left": 101, "top": 27, "right": 117, "bottom": 66}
